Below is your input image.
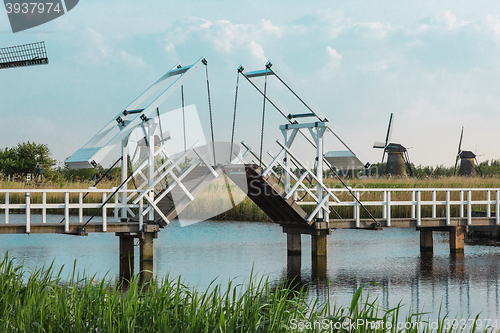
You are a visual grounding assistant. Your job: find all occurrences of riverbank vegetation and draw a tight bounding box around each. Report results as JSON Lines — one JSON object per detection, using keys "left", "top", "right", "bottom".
{"left": 0, "top": 253, "right": 492, "bottom": 332}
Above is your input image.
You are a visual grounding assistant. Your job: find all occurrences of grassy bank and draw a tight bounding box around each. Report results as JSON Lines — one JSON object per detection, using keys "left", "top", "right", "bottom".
{"left": 0, "top": 253, "right": 491, "bottom": 332}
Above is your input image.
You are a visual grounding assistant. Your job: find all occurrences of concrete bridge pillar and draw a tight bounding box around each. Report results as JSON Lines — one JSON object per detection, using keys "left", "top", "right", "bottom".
{"left": 449, "top": 226, "right": 465, "bottom": 253}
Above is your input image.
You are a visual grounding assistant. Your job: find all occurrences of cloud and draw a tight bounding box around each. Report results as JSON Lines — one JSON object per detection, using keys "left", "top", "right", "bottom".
{"left": 249, "top": 41, "right": 266, "bottom": 64}
{"left": 325, "top": 46, "right": 342, "bottom": 70}
{"left": 354, "top": 21, "right": 392, "bottom": 38}
{"left": 261, "top": 19, "right": 283, "bottom": 36}
{"left": 120, "top": 51, "right": 146, "bottom": 68}
{"left": 327, "top": 46, "right": 342, "bottom": 61}
{"left": 161, "top": 17, "right": 281, "bottom": 63}
{"left": 164, "top": 39, "right": 175, "bottom": 53}
{"left": 88, "top": 28, "right": 109, "bottom": 59}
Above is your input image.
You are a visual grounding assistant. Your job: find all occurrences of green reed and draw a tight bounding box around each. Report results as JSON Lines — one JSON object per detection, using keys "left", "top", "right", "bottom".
{"left": 0, "top": 253, "right": 494, "bottom": 332}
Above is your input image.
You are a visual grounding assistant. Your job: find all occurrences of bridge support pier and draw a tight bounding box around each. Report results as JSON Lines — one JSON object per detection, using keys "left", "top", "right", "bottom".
{"left": 116, "top": 224, "right": 159, "bottom": 287}
{"left": 311, "top": 231, "right": 328, "bottom": 257}
{"left": 449, "top": 226, "right": 465, "bottom": 253}
{"left": 450, "top": 252, "right": 465, "bottom": 278}
{"left": 418, "top": 226, "right": 466, "bottom": 254}
{"left": 140, "top": 231, "right": 155, "bottom": 284}
{"left": 118, "top": 234, "right": 135, "bottom": 286}
{"left": 420, "top": 229, "right": 433, "bottom": 252}
{"left": 286, "top": 254, "right": 301, "bottom": 281}
{"left": 287, "top": 233, "right": 301, "bottom": 255}
{"left": 312, "top": 256, "right": 327, "bottom": 280}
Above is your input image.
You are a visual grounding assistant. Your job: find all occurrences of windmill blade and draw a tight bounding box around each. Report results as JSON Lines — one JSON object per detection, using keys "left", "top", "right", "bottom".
{"left": 475, "top": 157, "right": 483, "bottom": 176}
{"left": 381, "top": 149, "right": 386, "bottom": 166}
{"left": 385, "top": 113, "right": 394, "bottom": 147}
{"left": 453, "top": 155, "right": 460, "bottom": 175}
{"left": 373, "top": 141, "right": 386, "bottom": 149}
{"left": 458, "top": 126, "right": 464, "bottom": 154}
{"left": 404, "top": 151, "right": 413, "bottom": 176}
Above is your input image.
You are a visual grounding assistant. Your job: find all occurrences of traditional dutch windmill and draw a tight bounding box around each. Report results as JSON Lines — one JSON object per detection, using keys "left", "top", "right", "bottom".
{"left": 373, "top": 113, "right": 413, "bottom": 176}
{"left": 454, "top": 127, "right": 481, "bottom": 176}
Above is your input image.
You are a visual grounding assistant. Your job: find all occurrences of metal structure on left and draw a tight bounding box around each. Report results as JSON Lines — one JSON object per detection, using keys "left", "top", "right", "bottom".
{"left": 66, "top": 57, "right": 207, "bottom": 169}
{"left": 0, "top": 41, "right": 49, "bottom": 69}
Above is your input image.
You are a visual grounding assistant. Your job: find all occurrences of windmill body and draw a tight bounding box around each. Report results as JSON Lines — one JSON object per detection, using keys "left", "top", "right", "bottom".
{"left": 454, "top": 127, "right": 480, "bottom": 176}
{"left": 458, "top": 150, "right": 476, "bottom": 176}
{"left": 373, "top": 113, "right": 412, "bottom": 177}
{"left": 385, "top": 143, "right": 408, "bottom": 176}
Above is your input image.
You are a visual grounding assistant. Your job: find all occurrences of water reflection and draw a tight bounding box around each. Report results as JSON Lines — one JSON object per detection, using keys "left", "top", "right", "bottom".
{"left": 282, "top": 236, "right": 500, "bottom": 322}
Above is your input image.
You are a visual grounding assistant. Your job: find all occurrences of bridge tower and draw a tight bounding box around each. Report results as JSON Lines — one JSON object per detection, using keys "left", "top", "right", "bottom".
{"left": 229, "top": 61, "right": 371, "bottom": 277}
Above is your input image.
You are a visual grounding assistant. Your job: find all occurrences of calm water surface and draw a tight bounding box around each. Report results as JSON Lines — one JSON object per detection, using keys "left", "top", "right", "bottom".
{"left": 1, "top": 214, "right": 500, "bottom": 322}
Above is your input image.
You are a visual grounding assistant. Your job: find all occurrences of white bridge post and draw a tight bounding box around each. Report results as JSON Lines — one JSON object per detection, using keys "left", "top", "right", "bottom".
{"left": 411, "top": 190, "right": 415, "bottom": 219}
{"left": 416, "top": 190, "right": 421, "bottom": 226}
{"left": 383, "top": 191, "right": 387, "bottom": 219}
{"left": 496, "top": 190, "right": 500, "bottom": 225}
{"left": 5, "top": 192, "right": 9, "bottom": 224}
{"left": 432, "top": 190, "right": 436, "bottom": 218}
{"left": 148, "top": 120, "right": 158, "bottom": 223}
{"left": 121, "top": 138, "right": 128, "bottom": 221}
{"left": 316, "top": 129, "right": 323, "bottom": 221}
{"left": 386, "top": 191, "right": 391, "bottom": 227}
{"left": 487, "top": 190, "right": 491, "bottom": 218}
{"left": 25, "top": 192, "right": 30, "bottom": 233}
{"left": 281, "top": 127, "right": 298, "bottom": 195}
{"left": 446, "top": 190, "right": 451, "bottom": 226}
{"left": 467, "top": 190, "right": 472, "bottom": 225}
{"left": 459, "top": 190, "right": 464, "bottom": 218}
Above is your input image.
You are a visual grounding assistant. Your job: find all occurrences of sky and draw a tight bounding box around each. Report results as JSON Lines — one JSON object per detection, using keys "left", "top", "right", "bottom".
{"left": 1, "top": 0, "right": 500, "bottom": 169}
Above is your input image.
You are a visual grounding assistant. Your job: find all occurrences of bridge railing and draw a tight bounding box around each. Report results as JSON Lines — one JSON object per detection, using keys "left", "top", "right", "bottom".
{"left": 0, "top": 188, "right": 139, "bottom": 233}
{"left": 240, "top": 140, "right": 339, "bottom": 223}
{"left": 296, "top": 187, "right": 500, "bottom": 227}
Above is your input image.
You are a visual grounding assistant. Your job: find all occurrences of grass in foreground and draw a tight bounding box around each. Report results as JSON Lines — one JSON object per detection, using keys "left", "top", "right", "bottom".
{"left": 0, "top": 254, "right": 496, "bottom": 332}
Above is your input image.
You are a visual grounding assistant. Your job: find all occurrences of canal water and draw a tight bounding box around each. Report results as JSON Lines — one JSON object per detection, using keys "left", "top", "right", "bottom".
{"left": 1, "top": 214, "right": 499, "bottom": 323}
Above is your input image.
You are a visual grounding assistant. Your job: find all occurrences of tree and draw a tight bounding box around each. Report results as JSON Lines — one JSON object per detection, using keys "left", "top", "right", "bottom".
{"left": 0, "top": 142, "right": 55, "bottom": 177}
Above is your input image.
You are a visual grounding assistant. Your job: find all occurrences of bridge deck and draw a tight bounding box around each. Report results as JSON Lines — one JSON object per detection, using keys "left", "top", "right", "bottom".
{"left": 224, "top": 164, "right": 315, "bottom": 230}
{"left": 328, "top": 217, "right": 498, "bottom": 229}
{"left": 0, "top": 221, "right": 145, "bottom": 235}
{"left": 0, "top": 214, "right": 496, "bottom": 236}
